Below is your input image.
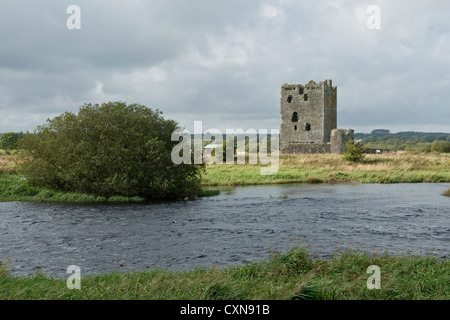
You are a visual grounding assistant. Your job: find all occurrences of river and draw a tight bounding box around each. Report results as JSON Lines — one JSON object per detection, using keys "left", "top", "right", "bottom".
{"left": 0, "top": 183, "right": 448, "bottom": 278}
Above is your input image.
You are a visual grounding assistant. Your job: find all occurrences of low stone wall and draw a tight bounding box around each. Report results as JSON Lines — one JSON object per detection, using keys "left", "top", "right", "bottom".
{"left": 281, "top": 128, "right": 354, "bottom": 154}
{"left": 281, "top": 143, "right": 331, "bottom": 154}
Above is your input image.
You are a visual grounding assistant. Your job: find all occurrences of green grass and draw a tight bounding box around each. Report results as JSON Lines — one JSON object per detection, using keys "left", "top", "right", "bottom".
{"left": 198, "top": 189, "right": 221, "bottom": 197}
{"left": 0, "top": 173, "right": 219, "bottom": 203}
{"left": 202, "top": 153, "right": 450, "bottom": 186}
{"left": 1, "top": 247, "right": 448, "bottom": 300}
{"left": 0, "top": 173, "right": 151, "bottom": 203}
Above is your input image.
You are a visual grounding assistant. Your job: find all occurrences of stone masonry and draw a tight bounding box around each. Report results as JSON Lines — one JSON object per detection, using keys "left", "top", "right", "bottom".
{"left": 280, "top": 80, "right": 353, "bottom": 154}
{"left": 330, "top": 129, "right": 354, "bottom": 153}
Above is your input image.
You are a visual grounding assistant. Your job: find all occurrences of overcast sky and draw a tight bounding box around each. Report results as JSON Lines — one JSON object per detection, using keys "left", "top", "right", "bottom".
{"left": 1, "top": 0, "right": 449, "bottom": 134}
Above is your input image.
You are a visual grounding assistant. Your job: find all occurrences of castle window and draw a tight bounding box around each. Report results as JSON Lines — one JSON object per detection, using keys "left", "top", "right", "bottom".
{"left": 299, "top": 87, "right": 304, "bottom": 95}
{"left": 305, "top": 123, "right": 311, "bottom": 131}
{"left": 287, "top": 95, "right": 293, "bottom": 103}
{"left": 304, "top": 94, "right": 308, "bottom": 101}
{"left": 291, "top": 112, "right": 298, "bottom": 122}
{"left": 294, "top": 125, "right": 297, "bottom": 131}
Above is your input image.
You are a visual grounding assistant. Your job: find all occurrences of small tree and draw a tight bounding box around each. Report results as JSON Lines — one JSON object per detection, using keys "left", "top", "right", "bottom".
{"left": 342, "top": 140, "right": 366, "bottom": 163}
{"left": 18, "top": 102, "right": 204, "bottom": 199}
{"left": 0, "top": 132, "right": 22, "bottom": 153}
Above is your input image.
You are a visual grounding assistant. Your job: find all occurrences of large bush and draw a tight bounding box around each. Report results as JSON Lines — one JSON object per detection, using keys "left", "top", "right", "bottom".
{"left": 430, "top": 140, "right": 450, "bottom": 153}
{"left": 18, "top": 102, "right": 203, "bottom": 199}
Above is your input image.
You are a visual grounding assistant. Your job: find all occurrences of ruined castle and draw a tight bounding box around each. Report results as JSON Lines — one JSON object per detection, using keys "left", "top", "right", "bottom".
{"left": 280, "top": 80, "right": 353, "bottom": 154}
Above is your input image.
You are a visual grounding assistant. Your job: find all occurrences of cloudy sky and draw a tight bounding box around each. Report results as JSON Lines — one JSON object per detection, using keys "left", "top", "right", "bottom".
{"left": 1, "top": 0, "right": 449, "bottom": 134}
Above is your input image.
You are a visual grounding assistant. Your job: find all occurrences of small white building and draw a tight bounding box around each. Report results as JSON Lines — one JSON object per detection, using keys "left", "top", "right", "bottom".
{"left": 203, "top": 144, "right": 223, "bottom": 158}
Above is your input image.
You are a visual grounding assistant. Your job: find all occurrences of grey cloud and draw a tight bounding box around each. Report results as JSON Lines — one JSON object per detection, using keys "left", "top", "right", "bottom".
{"left": 0, "top": 0, "right": 449, "bottom": 133}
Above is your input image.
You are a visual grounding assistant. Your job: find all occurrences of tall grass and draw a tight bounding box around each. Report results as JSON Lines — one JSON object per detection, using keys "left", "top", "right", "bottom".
{"left": 1, "top": 247, "right": 448, "bottom": 300}
{"left": 443, "top": 188, "right": 450, "bottom": 197}
{"left": 202, "top": 153, "right": 450, "bottom": 186}
{"left": 0, "top": 154, "right": 18, "bottom": 174}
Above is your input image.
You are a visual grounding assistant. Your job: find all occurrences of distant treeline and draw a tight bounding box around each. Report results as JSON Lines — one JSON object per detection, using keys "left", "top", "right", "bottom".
{"left": 354, "top": 131, "right": 450, "bottom": 152}
{"left": 2, "top": 130, "right": 449, "bottom": 153}
{"left": 0, "top": 132, "right": 24, "bottom": 152}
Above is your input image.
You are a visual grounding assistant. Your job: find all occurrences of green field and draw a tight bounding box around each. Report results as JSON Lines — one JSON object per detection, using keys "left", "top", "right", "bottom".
{"left": 202, "top": 153, "right": 450, "bottom": 186}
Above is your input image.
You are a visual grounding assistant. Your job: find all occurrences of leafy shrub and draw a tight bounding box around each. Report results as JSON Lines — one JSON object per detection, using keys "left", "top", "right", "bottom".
{"left": 422, "top": 145, "right": 432, "bottom": 153}
{"left": 430, "top": 140, "right": 450, "bottom": 153}
{"left": 342, "top": 140, "right": 366, "bottom": 163}
{"left": 18, "top": 102, "right": 203, "bottom": 199}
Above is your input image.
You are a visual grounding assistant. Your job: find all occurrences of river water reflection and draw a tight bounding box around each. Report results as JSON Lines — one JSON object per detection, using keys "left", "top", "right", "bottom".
{"left": 0, "top": 183, "right": 448, "bottom": 278}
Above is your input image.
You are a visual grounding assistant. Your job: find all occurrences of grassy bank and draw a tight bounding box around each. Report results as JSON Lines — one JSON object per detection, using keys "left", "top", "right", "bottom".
{"left": 1, "top": 152, "right": 449, "bottom": 202}
{"left": 1, "top": 247, "right": 448, "bottom": 300}
{"left": 0, "top": 153, "right": 218, "bottom": 202}
{"left": 203, "top": 153, "right": 450, "bottom": 186}
{"left": 0, "top": 173, "right": 146, "bottom": 203}
{"left": 0, "top": 173, "right": 218, "bottom": 203}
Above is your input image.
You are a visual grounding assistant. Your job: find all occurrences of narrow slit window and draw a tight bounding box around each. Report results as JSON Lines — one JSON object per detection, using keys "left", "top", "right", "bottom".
{"left": 294, "top": 125, "right": 297, "bottom": 131}
{"left": 299, "top": 87, "right": 304, "bottom": 95}
{"left": 304, "top": 94, "right": 308, "bottom": 101}
{"left": 291, "top": 112, "right": 298, "bottom": 122}
{"left": 287, "top": 95, "right": 293, "bottom": 103}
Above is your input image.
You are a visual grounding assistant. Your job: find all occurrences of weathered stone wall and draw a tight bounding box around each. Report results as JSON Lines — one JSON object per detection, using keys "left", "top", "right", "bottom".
{"left": 280, "top": 79, "right": 352, "bottom": 154}
{"left": 280, "top": 80, "right": 337, "bottom": 151}
{"left": 281, "top": 143, "right": 331, "bottom": 154}
{"left": 323, "top": 80, "right": 337, "bottom": 143}
{"left": 330, "top": 129, "right": 354, "bottom": 154}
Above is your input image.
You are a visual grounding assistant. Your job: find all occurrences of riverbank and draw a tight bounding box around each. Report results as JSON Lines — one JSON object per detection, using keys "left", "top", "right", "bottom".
{"left": 0, "top": 173, "right": 218, "bottom": 202}
{"left": 0, "top": 247, "right": 448, "bottom": 300}
{"left": 0, "top": 152, "right": 449, "bottom": 202}
{"left": 203, "top": 153, "right": 450, "bottom": 186}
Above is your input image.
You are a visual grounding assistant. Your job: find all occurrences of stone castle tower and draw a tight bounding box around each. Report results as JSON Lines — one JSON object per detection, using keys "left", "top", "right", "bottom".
{"left": 280, "top": 80, "right": 353, "bottom": 154}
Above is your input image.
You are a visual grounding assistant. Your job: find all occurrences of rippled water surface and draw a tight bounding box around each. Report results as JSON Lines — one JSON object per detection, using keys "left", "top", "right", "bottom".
{"left": 0, "top": 183, "right": 448, "bottom": 277}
